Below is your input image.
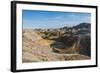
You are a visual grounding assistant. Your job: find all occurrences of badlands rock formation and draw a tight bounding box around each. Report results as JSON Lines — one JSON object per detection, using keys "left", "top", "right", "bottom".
{"left": 22, "top": 29, "right": 90, "bottom": 63}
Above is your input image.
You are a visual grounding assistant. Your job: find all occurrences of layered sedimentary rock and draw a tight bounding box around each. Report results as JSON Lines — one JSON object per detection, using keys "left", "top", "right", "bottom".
{"left": 22, "top": 29, "right": 90, "bottom": 63}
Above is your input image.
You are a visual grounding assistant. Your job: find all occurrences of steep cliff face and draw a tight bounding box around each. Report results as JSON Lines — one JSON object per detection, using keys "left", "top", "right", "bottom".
{"left": 50, "top": 22, "right": 91, "bottom": 57}
{"left": 51, "top": 35, "right": 80, "bottom": 54}
{"left": 51, "top": 34, "right": 91, "bottom": 57}
{"left": 80, "top": 35, "right": 91, "bottom": 57}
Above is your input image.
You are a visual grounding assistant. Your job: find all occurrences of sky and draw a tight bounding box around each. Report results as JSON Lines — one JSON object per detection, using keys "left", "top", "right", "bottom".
{"left": 22, "top": 10, "right": 91, "bottom": 29}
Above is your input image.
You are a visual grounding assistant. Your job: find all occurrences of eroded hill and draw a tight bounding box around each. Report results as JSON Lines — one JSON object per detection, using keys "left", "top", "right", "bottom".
{"left": 22, "top": 29, "right": 90, "bottom": 63}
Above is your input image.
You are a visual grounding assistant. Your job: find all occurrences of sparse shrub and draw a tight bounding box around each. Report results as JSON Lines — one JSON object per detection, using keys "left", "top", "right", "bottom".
{"left": 42, "top": 31, "right": 57, "bottom": 39}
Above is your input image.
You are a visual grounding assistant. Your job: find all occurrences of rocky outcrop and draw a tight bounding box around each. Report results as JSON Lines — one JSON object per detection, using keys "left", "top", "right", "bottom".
{"left": 80, "top": 35, "right": 91, "bottom": 57}
{"left": 51, "top": 35, "right": 80, "bottom": 54}
{"left": 51, "top": 34, "right": 91, "bottom": 57}
{"left": 22, "top": 30, "right": 90, "bottom": 63}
